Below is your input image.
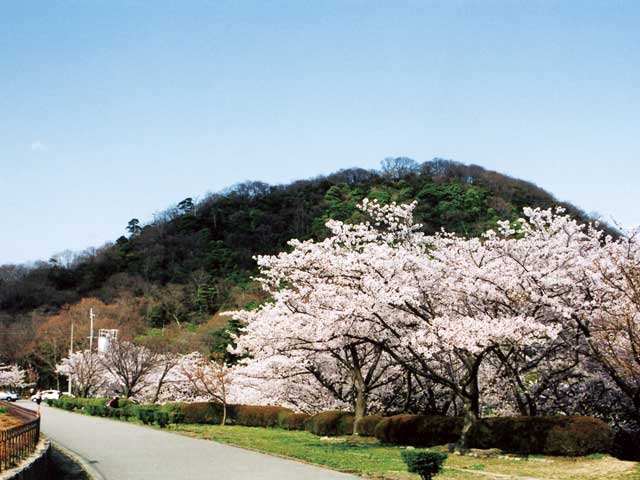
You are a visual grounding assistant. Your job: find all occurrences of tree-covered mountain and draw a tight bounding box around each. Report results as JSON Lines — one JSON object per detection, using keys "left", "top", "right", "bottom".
{"left": 0, "top": 157, "right": 613, "bottom": 384}
{"left": 0, "top": 157, "right": 609, "bottom": 320}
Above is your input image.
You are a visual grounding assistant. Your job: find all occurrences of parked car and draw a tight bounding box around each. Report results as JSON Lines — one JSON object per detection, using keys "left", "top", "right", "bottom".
{"left": 0, "top": 391, "right": 20, "bottom": 402}
{"left": 31, "top": 390, "right": 62, "bottom": 401}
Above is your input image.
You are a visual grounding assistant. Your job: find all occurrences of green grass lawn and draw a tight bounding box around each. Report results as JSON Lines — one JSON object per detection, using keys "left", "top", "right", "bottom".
{"left": 165, "top": 423, "right": 640, "bottom": 480}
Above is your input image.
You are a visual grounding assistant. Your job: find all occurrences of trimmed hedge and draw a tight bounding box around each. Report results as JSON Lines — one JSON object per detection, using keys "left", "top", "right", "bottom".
{"left": 467, "top": 416, "right": 614, "bottom": 456}
{"left": 356, "top": 415, "right": 385, "bottom": 436}
{"left": 51, "top": 399, "right": 298, "bottom": 430}
{"left": 375, "top": 414, "right": 613, "bottom": 456}
{"left": 160, "top": 402, "right": 225, "bottom": 425}
{"left": 282, "top": 413, "right": 310, "bottom": 431}
{"left": 235, "top": 405, "right": 293, "bottom": 428}
{"left": 135, "top": 406, "right": 158, "bottom": 425}
{"left": 305, "top": 410, "right": 355, "bottom": 436}
{"left": 154, "top": 411, "right": 170, "bottom": 428}
{"left": 50, "top": 397, "right": 136, "bottom": 412}
{"left": 375, "top": 415, "right": 463, "bottom": 447}
{"left": 158, "top": 402, "right": 295, "bottom": 428}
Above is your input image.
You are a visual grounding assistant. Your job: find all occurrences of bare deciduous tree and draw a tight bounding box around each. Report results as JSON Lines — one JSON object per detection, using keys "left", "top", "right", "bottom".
{"left": 180, "top": 353, "right": 233, "bottom": 425}
{"left": 100, "top": 340, "right": 159, "bottom": 398}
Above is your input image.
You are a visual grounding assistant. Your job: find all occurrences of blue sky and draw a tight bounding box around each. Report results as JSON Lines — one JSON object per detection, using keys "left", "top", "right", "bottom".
{"left": 1, "top": 1, "right": 638, "bottom": 264}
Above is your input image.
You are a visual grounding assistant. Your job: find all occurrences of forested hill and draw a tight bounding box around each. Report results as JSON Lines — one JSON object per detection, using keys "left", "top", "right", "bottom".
{"left": 0, "top": 157, "right": 606, "bottom": 331}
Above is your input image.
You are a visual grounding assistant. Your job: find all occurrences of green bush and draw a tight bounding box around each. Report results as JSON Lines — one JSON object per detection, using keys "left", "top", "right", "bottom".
{"left": 120, "top": 407, "right": 135, "bottom": 421}
{"left": 401, "top": 450, "right": 447, "bottom": 480}
{"left": 108, "top": 407, "right": 123, "bottom": 419}
{"left": 154, "top": 411, "right": 170, "bottom": 428}
{"left": 134, "top": 406, "right": 158, "bottom": 425}
{"left": 467, "top": 416, "right": 613, "bottom": 456}
{"left": 282, "top": 413, "right": 310, "bottom": 430}
{"left": 375, "top": 415, "right": 463, "bottom": 447}
{"left": 161, "top": 402, "right": 226, "bottom": 425}
{"left": 61, "top": 399, "right": 76, "bottom": 411}
{"left": 305, "top": 411, "right": 355, "bottom": 436}
{"left": 0, "top": 406, "right": 7, "bottom": 414}
{"left": 235, "top": 405, "right": 293, "bottom": 428}
{"left": 84, "top": 404, "right": 108, "bottom": 417}
{"left": 356, "top": 415, "right": 384, "bottom": 436}
{"left": 50, "top": 397, "right": 138, "bottom": 411}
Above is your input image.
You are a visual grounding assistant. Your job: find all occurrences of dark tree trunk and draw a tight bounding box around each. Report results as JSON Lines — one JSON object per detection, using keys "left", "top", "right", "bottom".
{"left": 353, "top": 380, "right": 367, "bottom": 435}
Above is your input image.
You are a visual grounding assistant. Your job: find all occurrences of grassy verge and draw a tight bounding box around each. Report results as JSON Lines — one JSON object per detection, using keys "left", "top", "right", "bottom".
{"left": 166, "top": 423, "right": 640, "bottom": 480}
{"left": 47, "top": 405, "right": 640, "bottom": 480}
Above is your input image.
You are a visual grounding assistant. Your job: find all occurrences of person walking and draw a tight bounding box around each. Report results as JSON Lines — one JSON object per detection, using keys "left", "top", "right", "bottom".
{"left": 34, "top": 392, "right": 42, "bottom": 416}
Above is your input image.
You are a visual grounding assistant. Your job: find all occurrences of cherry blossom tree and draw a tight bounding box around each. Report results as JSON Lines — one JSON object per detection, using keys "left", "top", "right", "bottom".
{"left": 56, "top": 350, "right": 108, "bottom": 398}
{"left": 139, "top": 353, "right": 181, "bottom": 403}
{"left": 0, "top": 364, "right": 26, "bottom": 389}
{"left": 229, "top": 247, "right": 404, "bottom": 433}
{"left": 570, "top": 228, "right": 640, "bottom": 422}
{"left": 232, "top": 355, "right": 351, "bottom": 413}
{"left": 230, "top": 200, "right": 615, "bottom": 447}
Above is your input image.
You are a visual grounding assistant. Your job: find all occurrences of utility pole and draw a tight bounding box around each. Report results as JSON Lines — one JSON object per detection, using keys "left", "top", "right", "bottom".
{"left": 68, "top": 319, "right": 74, "bottom": 395}
{"left": 89, "top": 308, "right": 95, "bottom": 352}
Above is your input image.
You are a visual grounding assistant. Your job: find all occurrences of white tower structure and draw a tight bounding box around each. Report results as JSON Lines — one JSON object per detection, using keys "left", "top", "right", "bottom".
{"left": 98, "top": 329, "right": 119, "bottom": 353}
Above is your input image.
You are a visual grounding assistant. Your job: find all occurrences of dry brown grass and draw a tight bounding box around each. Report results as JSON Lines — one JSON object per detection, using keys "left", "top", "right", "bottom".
{"left": 446, "top": 450, "right": 640, "bottom": 480}
{"left": 0, "top": 412, "right": 22, "bottom": 430}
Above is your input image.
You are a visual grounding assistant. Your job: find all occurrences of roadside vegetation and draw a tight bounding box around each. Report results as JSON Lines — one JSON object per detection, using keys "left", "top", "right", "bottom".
{"left": 47, "top": 398, "right": 639, "bottom": 479}
{"left": 167, "top": 424, "right": 640, "bottom": 480}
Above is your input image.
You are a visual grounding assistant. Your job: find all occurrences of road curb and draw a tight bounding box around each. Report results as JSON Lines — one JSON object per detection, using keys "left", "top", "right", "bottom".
{"left": 50, "top": 441, "right": 105, "bottom": 480}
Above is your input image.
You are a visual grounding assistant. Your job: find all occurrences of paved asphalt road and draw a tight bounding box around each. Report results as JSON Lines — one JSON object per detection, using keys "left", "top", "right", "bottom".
{"left": 20, "top": 402, "right": 358, "bottom": 480}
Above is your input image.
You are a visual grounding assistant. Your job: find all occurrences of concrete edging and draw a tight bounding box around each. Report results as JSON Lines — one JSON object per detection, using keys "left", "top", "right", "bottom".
{"left": 50, "top": 441, "right": 104, "bottom": 480}
{"left": 0, "top": 436, "right": 49, "bottom": 480}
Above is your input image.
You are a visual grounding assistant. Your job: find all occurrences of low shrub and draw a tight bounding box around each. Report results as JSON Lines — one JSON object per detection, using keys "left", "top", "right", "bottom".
{"left": 356, "top": 415, "right": 384, "bottom": 436}
{"left": 134, "top": 406, "right": 158, "bottom": 425}
{"left": 154, "top": 411, "right": 170, "bottom": 428}
{"left": 161, "top": 402, "right": 226, "bottom": 425}
{"left": 93, "top": 405, "right": 108, "bottom": 417}
{"left": 375, "top": 415, "right": 463, "bottom": 447}
{"left": 468, "top": 416, "right": 614, "bottom": 456}
{"left": 612, "top": 428, "right": 640, "bottom": 461}
{"left": 235, "top": 405, "right": 293, "bottom": 428}
{"left": 545, "top": 417, "right": 613, "bottom": 456}
{"left": 282, "top": 413, "right": 310, "bottom": 430}
{"left": 401, "top": 450, "right": 447, "bottom": 480}
{"left": 305, "top": 411, "right": 355, "bottom": 436}
{"left": 120, "top": 407, "right": 135, "bottom": 421}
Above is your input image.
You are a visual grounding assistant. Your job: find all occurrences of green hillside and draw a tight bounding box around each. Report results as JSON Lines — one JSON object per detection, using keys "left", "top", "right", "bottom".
{"left": 0, "top": 157, "right": 611, "bottom": 376}
{"left": 1, "top": 157, "right": 608, "bottom": 318}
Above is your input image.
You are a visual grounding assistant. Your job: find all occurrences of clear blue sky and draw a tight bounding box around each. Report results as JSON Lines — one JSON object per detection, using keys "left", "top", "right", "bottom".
{"left": 1, "top": 1, "right": 638, "bottom": 264}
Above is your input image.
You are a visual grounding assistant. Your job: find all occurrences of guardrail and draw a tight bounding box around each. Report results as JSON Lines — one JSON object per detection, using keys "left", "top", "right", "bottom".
{"left": 0, "top": 401, "right": 40, "bottom": 472}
